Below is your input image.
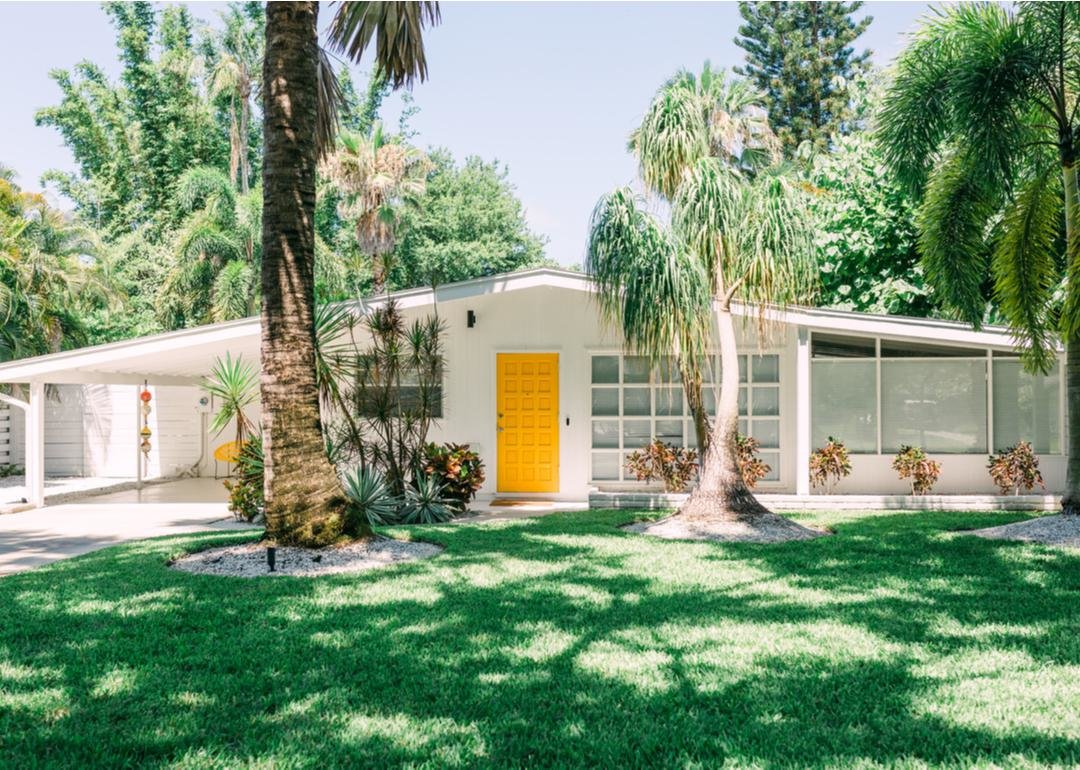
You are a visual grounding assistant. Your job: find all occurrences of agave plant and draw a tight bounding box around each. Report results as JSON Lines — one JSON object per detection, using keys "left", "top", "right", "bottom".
{"left": 400, "top": 472, "right": 454, "bottom": 524}
{"left": 342, "top": 465, "right": 400, "bottom": 529}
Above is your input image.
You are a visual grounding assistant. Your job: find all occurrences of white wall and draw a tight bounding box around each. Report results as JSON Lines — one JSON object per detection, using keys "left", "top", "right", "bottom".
{"left": 11, "top": 384, "right": 205, "bottom": 479}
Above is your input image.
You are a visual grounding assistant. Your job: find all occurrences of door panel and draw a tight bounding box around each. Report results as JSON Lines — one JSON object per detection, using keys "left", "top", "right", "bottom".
{"left": 497, "top": 353, "right": 559, "bottom": 493}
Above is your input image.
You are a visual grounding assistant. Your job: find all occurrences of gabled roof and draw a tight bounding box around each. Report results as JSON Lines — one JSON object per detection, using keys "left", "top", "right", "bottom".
{"left": 0, "top": 267, "right": 1044, "bottom": 385}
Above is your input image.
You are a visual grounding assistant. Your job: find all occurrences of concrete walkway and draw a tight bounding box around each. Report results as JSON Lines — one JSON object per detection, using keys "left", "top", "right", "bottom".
{"left": 0, "top": 478, "right": 244, "bottom": 576}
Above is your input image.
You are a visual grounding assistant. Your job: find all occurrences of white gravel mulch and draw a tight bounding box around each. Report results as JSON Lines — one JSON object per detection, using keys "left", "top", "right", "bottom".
{"left": 624, "top": 512, "right": 827, "bottom": 543}
{"left": 967, "top": 514, "right": 1080, "bottom": 549}
{"left": 170, "top": 536, "right": 442, "bottom": 578}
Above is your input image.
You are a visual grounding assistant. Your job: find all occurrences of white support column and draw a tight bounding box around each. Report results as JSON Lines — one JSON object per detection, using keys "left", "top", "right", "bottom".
{"left": 795, "top": 328, "right": 811, "bottom": 496}
{"left": 135, "top": 385, "right": 144, "bottom": 490}
{"left": 26, "top": 381, "right": 45, "bottom": 508}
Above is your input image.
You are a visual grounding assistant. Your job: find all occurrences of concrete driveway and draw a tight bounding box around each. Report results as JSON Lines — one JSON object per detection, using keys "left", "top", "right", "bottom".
{"left": 0, "top": 478, "right": 251, "bottom": 576}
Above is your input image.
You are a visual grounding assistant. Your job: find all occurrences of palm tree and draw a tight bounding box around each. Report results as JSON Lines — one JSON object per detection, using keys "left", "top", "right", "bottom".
{"left": 259, "top": 1, "right": 438, "bottom": 546}
{"left": 588, "top": 65, "right": 817, "bottom": 523}
{"left": 878, "top": 3, "right": 1080, "bottom": 515}
{"left": 321, "top": 122, "right": 430, "bottom": 294}
{"left": 209, "top": 3, "right": 264, "bottom": 194}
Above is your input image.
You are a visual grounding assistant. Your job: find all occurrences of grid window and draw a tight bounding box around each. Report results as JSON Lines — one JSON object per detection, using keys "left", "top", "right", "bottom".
{"left": 590, "top": 352, "right": 782, "bottom": 483}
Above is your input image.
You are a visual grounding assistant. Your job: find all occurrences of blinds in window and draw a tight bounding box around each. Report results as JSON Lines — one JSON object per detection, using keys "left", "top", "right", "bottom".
{"left": 992, "top": 359, "right": 1060, "bottom": 453}
{"left": 811, "top": 360, "right": 877, "bottom": 452}
{"left": 881, "top": 360, "right": 987, "bottom": 453}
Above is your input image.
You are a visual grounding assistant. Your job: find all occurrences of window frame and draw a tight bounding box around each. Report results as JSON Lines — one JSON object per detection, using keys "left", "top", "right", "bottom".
{"left": 809, "top": 331, "right": 1065, "bottom": 457}
{"left": 587, "top": 349, "right": 784, "bottom": 485}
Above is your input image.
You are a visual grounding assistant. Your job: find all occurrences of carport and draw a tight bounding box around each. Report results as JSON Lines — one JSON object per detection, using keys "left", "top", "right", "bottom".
{"left": 0, "top": 317, "right": 260, "bottom": 509}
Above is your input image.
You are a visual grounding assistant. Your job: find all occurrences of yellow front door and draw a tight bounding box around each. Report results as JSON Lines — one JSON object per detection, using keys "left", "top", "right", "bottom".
{"left": 496, "top": 353, "right": 559, "bottom": 493}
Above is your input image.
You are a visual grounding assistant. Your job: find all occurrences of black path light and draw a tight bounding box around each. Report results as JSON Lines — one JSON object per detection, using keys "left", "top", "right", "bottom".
{"left": 266, "top": 546, "right": 277, "bottom": 572}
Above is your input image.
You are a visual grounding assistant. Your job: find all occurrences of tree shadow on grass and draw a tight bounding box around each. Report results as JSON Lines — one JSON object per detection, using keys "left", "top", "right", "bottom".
{"left": 0, "top": 509, "right": 1078, "bottom": 767}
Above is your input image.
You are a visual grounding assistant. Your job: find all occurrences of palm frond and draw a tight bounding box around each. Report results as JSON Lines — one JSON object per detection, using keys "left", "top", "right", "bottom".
{"left": 917, "top": 149, "right": 996, "bottom": 326}
{"left": 211, "top": 260, "right": 255, "bottom": 321}
{"left": 328, "top": 1, "right": 441, "bottom": 88}
{"left": 992, "top": 161, "right": 1061, "bottom": 372}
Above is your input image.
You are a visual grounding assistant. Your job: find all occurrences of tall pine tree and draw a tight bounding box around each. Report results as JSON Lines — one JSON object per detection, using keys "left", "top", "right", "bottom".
{"left": 734, "top": 1, "right": 871, "bottom": 154}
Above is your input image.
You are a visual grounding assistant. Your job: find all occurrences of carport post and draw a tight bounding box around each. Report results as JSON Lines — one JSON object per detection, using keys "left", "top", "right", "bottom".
{"left": 26, "top": 381, "right": 45, "bottom": 508}
{"left": 135, "top": 385, "right": 143, "bottom": 491}
{"left": 795, "top": 328, "right": 811, "bottom": 497}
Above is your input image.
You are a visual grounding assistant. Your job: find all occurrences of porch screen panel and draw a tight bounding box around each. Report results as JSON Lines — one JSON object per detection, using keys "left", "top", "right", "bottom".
{"left": 811, "top": 360, "right": 876, "bottom": 453}
{"left": 992, "top": 359, "right": 1060, "bottom": 454}
{"left": 881, "top": 359, "right": 987, "bottom": 453}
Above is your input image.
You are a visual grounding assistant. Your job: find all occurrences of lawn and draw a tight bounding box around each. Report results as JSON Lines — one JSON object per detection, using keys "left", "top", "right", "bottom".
{"left": 1, "top": 509, "right": 1078, "bottom": 769}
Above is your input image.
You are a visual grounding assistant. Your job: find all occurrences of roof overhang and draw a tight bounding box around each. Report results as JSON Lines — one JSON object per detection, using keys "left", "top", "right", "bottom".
{"left": 0, "top": 267, "right": 1051, "bottom": 385}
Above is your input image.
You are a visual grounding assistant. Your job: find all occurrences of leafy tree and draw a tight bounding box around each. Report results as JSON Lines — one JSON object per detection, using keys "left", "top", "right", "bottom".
{"left": 389, "top": 149, "right": 548, "bottom": 288}
{"left": 735, "top": 1, "right": 871, "bottom": 154}
{"left": 0, "top": 175, "right": 108, "bottom": 360}
{"left": 878, "top": 3, "right": 1080, "bottom": 514}
{"left": 806, "top": 75, "right": 932, "bottom": 315}
{"left": 207, "top": 2, "right": 264, "bottom": 193}
{"left": 158, "top": 167, "right": 261, "bottom": 327}
{"left": 589, "top": 65, "right": 818, "bottom": 525}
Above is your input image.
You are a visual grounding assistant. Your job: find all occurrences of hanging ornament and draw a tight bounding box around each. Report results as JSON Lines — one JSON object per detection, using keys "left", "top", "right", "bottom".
{"left": 140, "top": 384, "right": 152, "bottom": 464}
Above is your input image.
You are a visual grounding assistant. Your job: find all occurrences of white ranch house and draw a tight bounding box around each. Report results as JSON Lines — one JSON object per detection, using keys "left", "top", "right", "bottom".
{"left": 0, "top": 268, "right": 1065, "bottom": 509}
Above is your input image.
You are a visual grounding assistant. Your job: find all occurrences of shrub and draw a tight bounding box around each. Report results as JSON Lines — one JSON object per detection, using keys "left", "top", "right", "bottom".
{"left": 988, "top": 441, "right": 1045, "bottom": 495}
{"left": 401, "top": 472, "right": 455, "bottom": 524}
{"left": 809, "top": 436, "right": 852, "bottom": 494}
{"left": 735, "top": 434, "right": 770, "bottom": 489}
{"left": 423, "top": 442, "right": 485, "bottom": 510}
{"left": 342, "top": 466, "right": 400, "bottom": 528}
{"left": 624, "top": 440, "right": 698, "bottom": 492}
{"left": 224, "top": 436, "right": 264, "bottom": 522}
{"left": 892, "top": 445, "right": 941, "bottom": 495}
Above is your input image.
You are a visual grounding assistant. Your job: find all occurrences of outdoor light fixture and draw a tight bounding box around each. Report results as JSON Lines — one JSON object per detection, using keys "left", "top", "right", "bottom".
{"left": 467, "top": 309, "right": 477, "bottom": 328}
{"left": 266, "top": 546, "right": 276, "bottom": 572}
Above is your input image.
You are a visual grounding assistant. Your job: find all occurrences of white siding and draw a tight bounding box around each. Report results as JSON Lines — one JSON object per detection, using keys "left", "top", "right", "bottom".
{"left": 11, "top": 384, "right": 205, "bottom": 479}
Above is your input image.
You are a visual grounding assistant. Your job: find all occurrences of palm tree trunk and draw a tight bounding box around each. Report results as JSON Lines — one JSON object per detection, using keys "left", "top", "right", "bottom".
{"left": 678, "top": 362, "right": 711, "bottom": 458}
{"left": 1061, "top": 157, "right": 1080, "bottom": 516}
{"left": 680, "top": 303, "right": 770, "bottom": 519}
{"left": 260, "top": 1, "right": 366, "bottom": 545}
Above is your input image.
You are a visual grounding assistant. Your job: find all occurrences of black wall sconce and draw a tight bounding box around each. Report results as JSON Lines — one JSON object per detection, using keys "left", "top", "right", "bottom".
{"left": 467, "top": 309, "right": 477, "bottom": 328}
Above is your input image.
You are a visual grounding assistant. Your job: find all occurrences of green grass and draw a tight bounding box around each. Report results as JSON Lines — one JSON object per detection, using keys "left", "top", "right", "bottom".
{"left": 1, "top": 508, "right": 1078, "bottom": 768}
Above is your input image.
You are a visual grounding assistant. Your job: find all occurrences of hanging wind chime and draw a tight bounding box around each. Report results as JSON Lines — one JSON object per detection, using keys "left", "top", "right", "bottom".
{"left": 140, "top": 382, "right": 153, "bottom": 474}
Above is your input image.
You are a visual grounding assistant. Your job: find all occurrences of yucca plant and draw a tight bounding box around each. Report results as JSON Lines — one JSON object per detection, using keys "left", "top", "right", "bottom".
{"left": 342, "top": 465, "right": 400, "bottom": 529}
{"left": 202, "top": 352, "right": 258, "bottom": 446}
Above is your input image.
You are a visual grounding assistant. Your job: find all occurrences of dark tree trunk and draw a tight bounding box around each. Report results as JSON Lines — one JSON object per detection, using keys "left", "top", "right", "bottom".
{"left": 678, "top": 361, "right": 711, "bottom": 458}
{"left": 260, "top": 1, "right": 366, "bottom": 545}
{"left": 680, "top": 305, "right": 770, "bottom": 520}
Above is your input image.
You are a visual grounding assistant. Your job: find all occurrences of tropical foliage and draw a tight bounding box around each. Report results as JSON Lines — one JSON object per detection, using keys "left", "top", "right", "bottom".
{"left": 422, "top": 442, "right": 486, "bottom": 511}
{"left": 878, "top": 2, "right": 1080, "bottom": 512}
{"left": 624, "top": 440, "right": 699, "bottom": 493}
{"left": 588, "top": 62, "right": 816, "bottom": 520}
{"left": 988, "top": 441, "right": 1045, "bottom": 496}
{"left": 892, "top": 445, "right": 941, "bottom": 496}
{"left": 809, "top": 436, "right": 853, "bottom": 494}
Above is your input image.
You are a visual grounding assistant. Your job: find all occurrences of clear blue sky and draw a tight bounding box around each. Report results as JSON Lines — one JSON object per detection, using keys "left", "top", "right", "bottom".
{"left": 0, "top": 1, "right": 936, "bottom": 265}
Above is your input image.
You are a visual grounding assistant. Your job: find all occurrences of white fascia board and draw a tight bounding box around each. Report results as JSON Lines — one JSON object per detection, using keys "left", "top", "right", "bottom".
{"left": 0, "top": 318, "right": 259, "bottom": 383}
{"left": 739, "top": 304, "right": 1046, "bottom": 351}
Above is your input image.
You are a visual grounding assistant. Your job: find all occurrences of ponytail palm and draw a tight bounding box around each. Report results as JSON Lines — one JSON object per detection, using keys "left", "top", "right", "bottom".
{"left": 589, "top": 65, "right": 817, "bottom": 522}
{"left": 878, "top": 2, "right": 1080, "bottom": 514}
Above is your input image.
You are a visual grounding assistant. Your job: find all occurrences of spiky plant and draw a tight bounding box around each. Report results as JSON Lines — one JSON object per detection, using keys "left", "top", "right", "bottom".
{"left": 342, "top": 465, "right": 399, "bottom": 528}
{"left": 202, "top": 352, "right": 258, "bottom": 446}
{"left": 878, "top": 2, "right": 1080, "bottom": 514}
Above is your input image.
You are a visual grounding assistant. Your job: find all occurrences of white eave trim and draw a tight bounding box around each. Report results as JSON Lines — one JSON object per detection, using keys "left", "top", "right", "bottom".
{"left": 0, "top": 266, "right": 1054, "bottom": 383}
